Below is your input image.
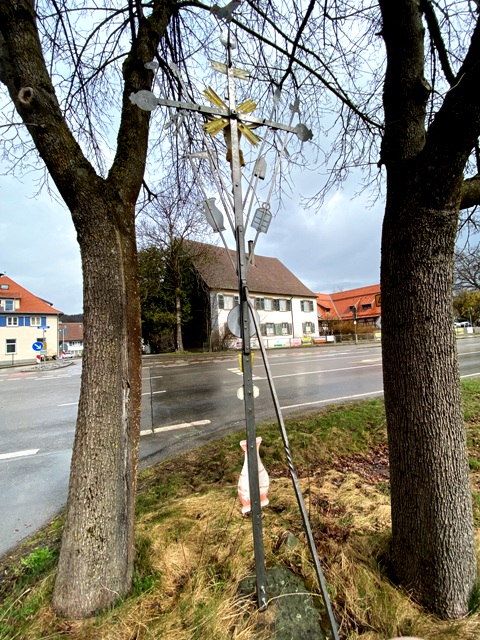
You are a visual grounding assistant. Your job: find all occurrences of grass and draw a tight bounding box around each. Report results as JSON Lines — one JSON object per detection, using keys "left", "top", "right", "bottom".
{"left": 1, "top": 385, "right": 480, "bottom": 638}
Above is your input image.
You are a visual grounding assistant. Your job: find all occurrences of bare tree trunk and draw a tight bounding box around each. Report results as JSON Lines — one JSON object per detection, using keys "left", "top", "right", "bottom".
{"left": 378, "top": 0, "right": 479, "bottom": 616}
{"left": 381, "top": 180, "right": 477, "bottom": 618}
{"left": 0, "top": 0, "right": 173, "bottom": 617}
{"left": 52, "top": 197, "right": 142, "bottom": 616}
{"left": 175, "top": 291, "right": 184, "bottom": 352}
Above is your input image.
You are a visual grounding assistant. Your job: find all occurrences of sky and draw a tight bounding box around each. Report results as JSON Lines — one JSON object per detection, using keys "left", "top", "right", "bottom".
{"left": 0, "top": 164, "right": 383, "bottom": 315}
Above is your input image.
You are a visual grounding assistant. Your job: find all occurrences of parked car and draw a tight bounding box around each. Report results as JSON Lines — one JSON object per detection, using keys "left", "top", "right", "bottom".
{"left": 454, "top": 321, "right": 471, "bottom": 328}
{"left": 61, "top": 351, "right": 74, "bottom": 359}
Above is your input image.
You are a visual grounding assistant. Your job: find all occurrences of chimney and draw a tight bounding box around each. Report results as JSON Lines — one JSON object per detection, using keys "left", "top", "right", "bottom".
{"left": 248, "top": 240, "right": 255, "bottom": 266}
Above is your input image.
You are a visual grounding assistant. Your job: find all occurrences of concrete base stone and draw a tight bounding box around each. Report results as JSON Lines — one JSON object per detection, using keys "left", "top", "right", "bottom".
{"left": 238, "top": 565, "right": 327, "bottom": 639}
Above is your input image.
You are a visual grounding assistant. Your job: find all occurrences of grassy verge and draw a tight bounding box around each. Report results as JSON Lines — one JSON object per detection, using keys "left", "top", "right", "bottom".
{"left": 1, "top": 384, "right": 480, "bottom": 639}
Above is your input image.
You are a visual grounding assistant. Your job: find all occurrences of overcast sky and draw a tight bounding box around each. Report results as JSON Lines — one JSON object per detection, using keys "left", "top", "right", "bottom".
{"left": 0, "top": 162, "right": 383, "bottom": 315}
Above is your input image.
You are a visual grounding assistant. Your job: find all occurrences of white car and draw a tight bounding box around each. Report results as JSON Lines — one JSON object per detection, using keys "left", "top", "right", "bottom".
{"left": 61, "top": 351, "right": 74, "bottom": 359}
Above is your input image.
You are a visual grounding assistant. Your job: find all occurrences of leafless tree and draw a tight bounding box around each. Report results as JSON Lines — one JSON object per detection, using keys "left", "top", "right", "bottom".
{"left": 455, "top": 244, "right": 480, "bottom": 291}
{"left": 2, "top": 0, "right": 480, "bottom": 622}
{"left": 137, "top": 176, "right": 213, "bottom": 351}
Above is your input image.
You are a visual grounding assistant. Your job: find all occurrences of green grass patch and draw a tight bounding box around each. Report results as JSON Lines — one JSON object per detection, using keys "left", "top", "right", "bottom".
{"left": 2, "top": 382, "right": 480, "bottom": 639}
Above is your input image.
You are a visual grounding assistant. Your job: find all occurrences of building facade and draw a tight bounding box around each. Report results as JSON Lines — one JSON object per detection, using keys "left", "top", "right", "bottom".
{"left": 188, "top": 243, "right": 318, "bottom": 349}
{"left": 0, "top": 275, "right": 62, "bottom": 365}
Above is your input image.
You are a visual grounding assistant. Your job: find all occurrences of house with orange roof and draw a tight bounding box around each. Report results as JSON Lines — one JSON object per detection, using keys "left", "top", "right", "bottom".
{"left": 0, "top": 274, "right": 62, "bottom": 365}
{"left": 59, "top": 322, "right": 84, "bottom": 356}
{"left": 185, "top": 242, "right": 319, "bottom": 349}
{"left": 317, "top": 284, "right": 381, "bottom": 329}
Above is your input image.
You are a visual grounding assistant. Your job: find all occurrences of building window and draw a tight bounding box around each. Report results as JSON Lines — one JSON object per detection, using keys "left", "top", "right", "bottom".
{"left": 3, "top": 299, "right": 14, "bottom": 311}
{"left": 264, "top": 298, "right": 273, "bottom": 311}
{"left": 7, "top": 317, "right": 18, "bottom": 326}
{"left": 255, "top": 297, "right": 265, "bottom": 310}
{"left": 273, "top": 299, "right": 291, "bottom": 311}
{"left": 218, "top": 294, "right": 235, "bottom": 310}
{"left": 303, "top": 321, "right": 315, "bottom": 334}
{"left": 0, "top": 284, "right": 9, "bottom": 290}
{"left": 5, "top": 339, "right": 16, "bottom": 354}
{"left": 361, "top": 303, "right": 372, "bottom": 310}
{"left": 31, "top": 316, "right": 42, "bottom": 326}
{"left": 301, "top": 300, "right": 314, "bottom": 312}
{"left": 281, "top": 322, "right": 290, "bottom": 335}
{"left": 265, "top": 323, "right": 275, "bottom": 335}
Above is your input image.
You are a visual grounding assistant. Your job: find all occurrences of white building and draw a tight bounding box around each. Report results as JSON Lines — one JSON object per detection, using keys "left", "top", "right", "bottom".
{"left": 0, "top": 275, "right": 62, "bottom": 365}
{"left": 190, "top": 243, "right": 318, "bottom": 349}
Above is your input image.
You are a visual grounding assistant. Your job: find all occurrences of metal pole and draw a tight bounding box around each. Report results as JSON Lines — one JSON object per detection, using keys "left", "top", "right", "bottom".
{"left": 226, "top": 47, "right": 267, "bottom": 610}
{"left": 248, "top": 300, "right": 340, "bottom": 640}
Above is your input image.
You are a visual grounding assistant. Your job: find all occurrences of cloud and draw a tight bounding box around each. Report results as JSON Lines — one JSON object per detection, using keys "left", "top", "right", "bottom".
{"left": 1, "top": 159, "right": 384, "bottom": 316}
{"left": 252, "top": 183, "right": 383, "bottom": 294}
{"left": 0, "top": 176, "right": 83, "bottom": 314}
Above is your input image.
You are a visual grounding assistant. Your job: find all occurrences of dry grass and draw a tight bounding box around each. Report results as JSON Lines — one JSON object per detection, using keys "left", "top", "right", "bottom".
{"left": 2, "top": 390, "right": 480, "bottom": 639}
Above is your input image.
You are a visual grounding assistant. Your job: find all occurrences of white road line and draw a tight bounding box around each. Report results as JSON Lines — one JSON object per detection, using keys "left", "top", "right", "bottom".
{"left": 140, "top": 419, "right": 211, "bottom": 437}
{"left": 461, "top": 372, "right": 480, "bottom": 378}
{"left": 0, "top": 449, "right": 39, "bottom": 461}
{"left": 58, "top": 401, "right": 78, "bottom": 406}
{"left": 141, "top": 390, "right": 166, "bottom": 396}
{"left": 141, "top": 375, "right": 164, "bottom": 380}
{"left": 282, "top": 390, "right": 384, "bottom": 410}
{"left": 255, "top": 362, "right": 382, "bottom": 380}
{"left": 227, "top": 367, "right": 262, "bottom": 380}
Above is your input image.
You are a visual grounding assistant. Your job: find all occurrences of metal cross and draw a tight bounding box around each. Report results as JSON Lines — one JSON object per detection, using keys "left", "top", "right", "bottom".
{"left": 130, "top": 35, "right": 312, "bottom": 611}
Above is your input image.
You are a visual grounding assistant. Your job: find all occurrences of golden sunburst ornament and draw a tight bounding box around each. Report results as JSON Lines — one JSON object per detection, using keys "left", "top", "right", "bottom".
{"left": 203, "top": 86, "right": 260, "bottom": 166}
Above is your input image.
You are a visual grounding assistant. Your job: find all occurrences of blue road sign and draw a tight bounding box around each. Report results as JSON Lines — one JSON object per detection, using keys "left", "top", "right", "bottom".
{"left": 37, "top": 326, "right": 50, "bottom": 330}
{"left": 32, "top": 342, "right": 44, "bottom": 351}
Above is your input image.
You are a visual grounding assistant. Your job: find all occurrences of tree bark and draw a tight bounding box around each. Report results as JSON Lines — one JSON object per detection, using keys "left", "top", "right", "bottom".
{"left": 0, "top": 0, "right": 174, "bottom": 617}
{"left": 175, "top": 291, "right": 184, "bottom": 352}
{"left": 379, "top": 0, "right": 480, "bottom": 617}
{"left": 381, "top": 176, "right": 477, "bottom": 617}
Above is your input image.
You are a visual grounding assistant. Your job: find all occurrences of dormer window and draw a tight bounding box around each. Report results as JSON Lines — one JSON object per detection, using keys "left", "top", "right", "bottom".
{"left": 3, "top": 299, "right": 14, "bottom": 312}
{"left": 0, "top": 284, "right": 9, "bottom": 290}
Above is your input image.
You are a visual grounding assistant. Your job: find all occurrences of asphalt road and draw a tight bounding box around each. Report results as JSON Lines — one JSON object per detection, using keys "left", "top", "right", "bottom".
{"left": 1, "top": 338, "right": 480, "bottom": 558}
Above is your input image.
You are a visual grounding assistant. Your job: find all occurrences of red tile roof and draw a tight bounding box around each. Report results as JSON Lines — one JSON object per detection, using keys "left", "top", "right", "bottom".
{"left": 0, "top": 275, "right": 62, "bottom": 315}
{"left": 317, "top": 284, "right": 380, "bottom": 321}
{"left": 59, "top": 322, "right": 83, "bottom": 341}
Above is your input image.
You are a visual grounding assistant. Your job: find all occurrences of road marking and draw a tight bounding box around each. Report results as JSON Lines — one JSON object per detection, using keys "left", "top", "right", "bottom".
{"left": 142, "top": 375, "right": 163, "bottom": 380}
{"left": 461, "top": 372, "right": 480, "bottom": 378}
{"left": 227, "top": 367, "right": 262, "bottom": 380}
{"left": 282, "top": 390, "right": 384, "bottom": 410}
{"left": 255, "top": 362, "right": 382, "bottom": 380}
{"left": 58, "top": 401, "right": 78, "bottom": 406}
{"left": 141, "top": 390, "right": 166, "bottom": 396}
{"left": 159, "top": 363, "right": 190, "bottom": 368}
{"left": 0, "top": 449, "right": 39, "bottom": 461}
{"left": 140, "top": 419, "right": 210, "bottom": 437}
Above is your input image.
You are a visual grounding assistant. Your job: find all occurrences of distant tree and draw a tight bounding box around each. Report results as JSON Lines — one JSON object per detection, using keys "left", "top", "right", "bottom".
{"left": 453, "top": 289, "right": 480, "bottom": 325}
{"left": 137, "top": 184, "right": 212, "bottom": 352}
{"left": 138, "top": 246, "right": 176, "bottom": 352}
{"left": 455, "top": 244, "right": 480, "bottom": 291}
{"left": 138, "top": 244, "right": 196, "bottom": 352}
{"left": 59, "top": 314, "right": 84, "bottom": 323}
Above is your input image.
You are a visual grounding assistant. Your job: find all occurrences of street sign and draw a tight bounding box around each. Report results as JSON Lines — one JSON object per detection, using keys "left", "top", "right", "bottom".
{"left": 37, "top": 326, "right": 50, "bottom": 330}
{"left": 32, "top": 342, "right": 44, "bottom": 351}
{"left": 376, "top": 316, "right": 382, "bottom": 329}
